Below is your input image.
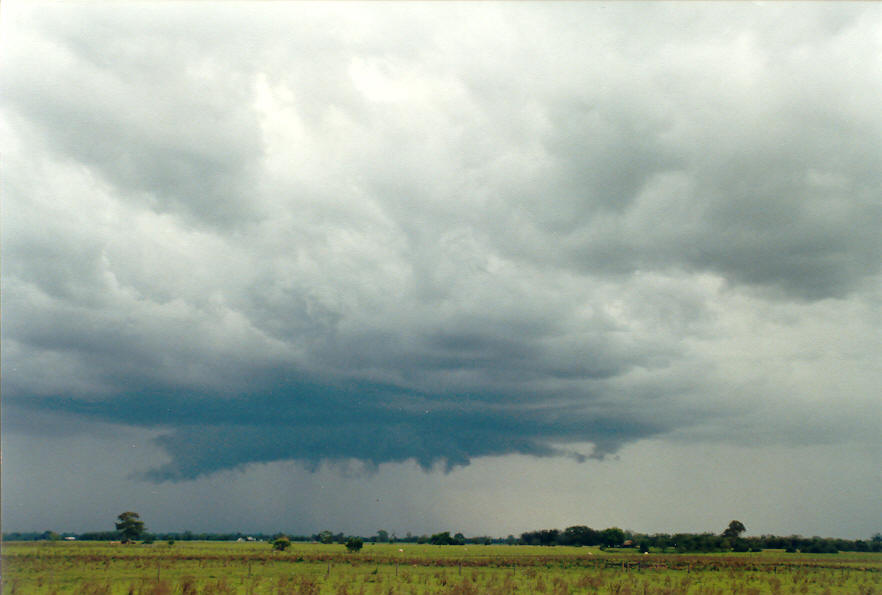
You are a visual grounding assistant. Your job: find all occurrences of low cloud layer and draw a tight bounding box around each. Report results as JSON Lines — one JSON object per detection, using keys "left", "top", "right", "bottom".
{"left": 3, "top": 3, "right": 880, "bottom": 485}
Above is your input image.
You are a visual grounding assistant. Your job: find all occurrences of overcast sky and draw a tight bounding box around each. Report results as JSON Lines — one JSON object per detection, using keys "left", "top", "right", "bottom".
{"left": 2, "top": 2, "right": 880, "bottom": 540}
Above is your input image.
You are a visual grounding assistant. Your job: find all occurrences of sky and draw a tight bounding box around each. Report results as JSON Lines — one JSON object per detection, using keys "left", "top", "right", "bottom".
{"left": 1, "top": 2, "right": 880, "bottom": 540}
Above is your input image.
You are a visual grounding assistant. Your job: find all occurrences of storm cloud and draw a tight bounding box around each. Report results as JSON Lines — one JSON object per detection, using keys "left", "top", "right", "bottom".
{"left": 2, "top": 0, "right": 880, "bottom": 529}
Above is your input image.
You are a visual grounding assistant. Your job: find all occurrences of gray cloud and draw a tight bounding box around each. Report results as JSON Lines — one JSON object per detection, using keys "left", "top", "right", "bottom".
{"left": 2, "top": 2, "right": 880, "bottom": 491}
{"left": 3, "top": 4, "right": 265, "bottom": 228}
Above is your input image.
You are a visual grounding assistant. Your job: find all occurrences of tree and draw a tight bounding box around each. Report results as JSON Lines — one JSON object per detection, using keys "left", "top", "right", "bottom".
{"left": 115, "top": 512, "right": 145, "bottom": 543}
{"left": 430, "top": 531, "right": 455, "bottom": 545}
{"left": 731, "top": 539, "right": 750, "bottom": 552}
{"left": 722, "top": 520, "right": 746, "bottom": 539}
{"left": 520, "top": 529, "right": 559, "bottom": 546}
{"left": 562, "top": 525, "right": 600, "bottom": 547}
{"left": 537, "top": 529, "right": 560, "bottom": 546}
{"left": 345, "top": 537, "right": 364, "bottom": 552}
{"left": 375, "top": 529, "right": 390, "bottom": 543}
{"left": 600, "top": 527, "right": 626, "bottom": 548}
{"left": 272, "top": 536, "right": 291, "bottom": 551}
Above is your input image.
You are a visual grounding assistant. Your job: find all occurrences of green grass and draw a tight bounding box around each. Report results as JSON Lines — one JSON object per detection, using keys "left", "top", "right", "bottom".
{"left": 2, "top": 541, "right": 880, "bottom": 594}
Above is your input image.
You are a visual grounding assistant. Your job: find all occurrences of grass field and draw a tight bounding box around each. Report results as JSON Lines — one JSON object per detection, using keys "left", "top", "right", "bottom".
{"left": 2, "top": 541, "right": 880, "bottom": 594}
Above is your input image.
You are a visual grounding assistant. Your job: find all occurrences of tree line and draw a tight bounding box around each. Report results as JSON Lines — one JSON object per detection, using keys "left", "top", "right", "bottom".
{"left": 6, "top": 515, "right": 881, "bottom": 555}
{"left": 516, "top": 521, "right": 882, "bottom": 554}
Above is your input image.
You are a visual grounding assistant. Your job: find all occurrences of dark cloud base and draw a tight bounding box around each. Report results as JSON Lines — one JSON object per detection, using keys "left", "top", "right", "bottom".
{"left": 8, "top": 382, "right": 662, "bottom": 481}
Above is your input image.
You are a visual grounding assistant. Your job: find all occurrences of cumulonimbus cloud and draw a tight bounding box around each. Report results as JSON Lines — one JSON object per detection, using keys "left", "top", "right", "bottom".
{"left": 2, "top": 2, "right": 880, "bottom": 481}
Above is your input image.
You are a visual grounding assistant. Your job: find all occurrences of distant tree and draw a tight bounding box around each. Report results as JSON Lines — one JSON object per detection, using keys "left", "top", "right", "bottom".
{"left": 562, "top": 525, "right": 600, "bottom": 547}
{"left": 538, "top": 529, "right": 560, "bottom": 546}
{"left": 519, "top": 531, "right": 538, "bottom": 545}
{"left": 345, "top": 537, "right": 364, "bottom": 552}
{"left": 272, "top": 536, "right": 291, "bottom": 551}
{"left": 453, "top": 532, "right": 466, "bottom": 545}
{"left": 115, "top": 512, "right": 145, "bottom": 543}
{"left": 430, "top": 531, "right": 455, "bottom": 545}
{"left": 317, "top": 530, "right": 334, "bottom": 544}
{"left": 722, "top": 520, "right": 746, "bottom": 539}
{"left": 600, "top": 527, "right": 626, "bottom": 548}
{"left": 375, "top": 529, "right": 390, "bottom": 543}
{"left": 471, "top": 536, "right": 493, "bottom": 545}
{"left": 731, "top": 539, "right": 750, "bottom": 552}
{"left": 79, "top": 531, "right": 123, "bottom": 541}
{"left": 521, "top": 529, "right": 560, "bottom": 546}
{"left": 804, "top": 538, "right": 838, "bottom": 554}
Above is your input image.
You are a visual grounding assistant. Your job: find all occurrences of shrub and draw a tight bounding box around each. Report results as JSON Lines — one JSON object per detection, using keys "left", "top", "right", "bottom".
{"left": 345, "top": 537, "right": 364, "bottom": 552}
{"left": 272, "top": 536, "right": 292, "bottom": 551}
{"left": 731, "top": 540, "right": 750, "bottom": 552}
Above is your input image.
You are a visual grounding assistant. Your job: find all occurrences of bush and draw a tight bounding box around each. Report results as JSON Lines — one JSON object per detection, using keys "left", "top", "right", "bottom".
{"left": 731, "top": 540, "right": 750, "bottom": 552}
{"left": 345, "top": 537, "right": 364, "bottom": 552}
{"left": 272, "top": 536, "right": 292, "bottom": 551}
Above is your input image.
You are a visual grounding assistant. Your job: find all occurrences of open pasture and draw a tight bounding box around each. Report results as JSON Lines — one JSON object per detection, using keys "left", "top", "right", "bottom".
{"left": 2, "top": 541, "right": 880, "bottom": 594}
